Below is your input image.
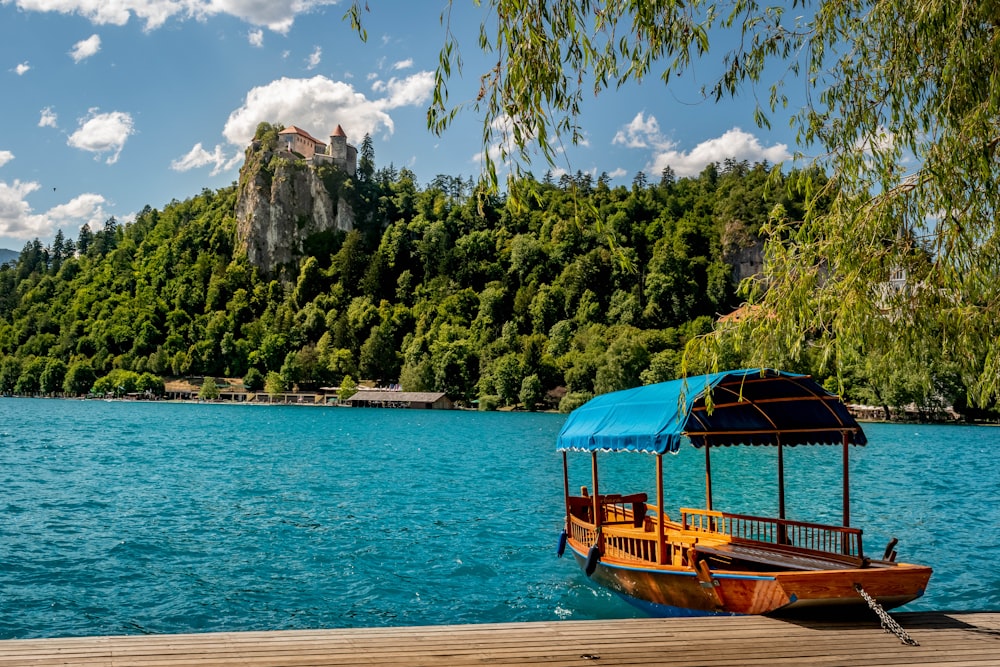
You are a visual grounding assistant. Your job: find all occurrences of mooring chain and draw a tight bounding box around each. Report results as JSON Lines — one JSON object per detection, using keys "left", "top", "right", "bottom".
{"left": 854, "top": 583, "right": 919, "bottom": 646}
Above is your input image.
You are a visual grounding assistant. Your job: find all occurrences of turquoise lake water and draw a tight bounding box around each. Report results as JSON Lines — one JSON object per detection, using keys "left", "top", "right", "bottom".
{"left": 1, "top": 397, "right": 997, "bottom": 639}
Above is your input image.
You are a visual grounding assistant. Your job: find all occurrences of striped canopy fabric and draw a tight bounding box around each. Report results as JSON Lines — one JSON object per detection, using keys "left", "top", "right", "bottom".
{"left": 556, "top": 369, "right": 866, "bottom": 454}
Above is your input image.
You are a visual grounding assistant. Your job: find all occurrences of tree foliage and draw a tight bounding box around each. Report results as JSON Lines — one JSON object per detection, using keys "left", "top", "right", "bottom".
{"left": 348, "top": 0, "right": 1000, "bottom": 406}
{"left": 0, "top": 135, "right": 985, "bottom": 417}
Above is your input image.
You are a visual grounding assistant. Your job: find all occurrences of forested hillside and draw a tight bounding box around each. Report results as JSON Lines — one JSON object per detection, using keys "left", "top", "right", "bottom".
{"left": 0, "top": 151, "right": 969, "bottom": 416}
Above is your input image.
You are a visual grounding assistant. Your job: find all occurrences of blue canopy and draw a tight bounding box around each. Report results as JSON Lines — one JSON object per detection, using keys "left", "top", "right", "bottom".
{"left": 557, "top": 369, "right": 866, "bottom": 454}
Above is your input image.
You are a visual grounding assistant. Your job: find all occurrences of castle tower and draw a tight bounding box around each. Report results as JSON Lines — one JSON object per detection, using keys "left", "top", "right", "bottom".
{"left": 325, "top": 124, "right": 358, "bottom": 176}
{"left": 328, "top": 124, "right": 348, "bottom": 162}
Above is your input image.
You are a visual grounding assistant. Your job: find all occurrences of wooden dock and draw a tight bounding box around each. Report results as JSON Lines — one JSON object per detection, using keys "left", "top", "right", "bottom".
{"left": 0, "top": 612, "right": 997, "bottom": 666}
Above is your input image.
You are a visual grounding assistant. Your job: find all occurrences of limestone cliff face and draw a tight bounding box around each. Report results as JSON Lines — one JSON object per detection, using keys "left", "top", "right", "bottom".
{"left": 235, "top": 142, "right": 354, "bottom": 276}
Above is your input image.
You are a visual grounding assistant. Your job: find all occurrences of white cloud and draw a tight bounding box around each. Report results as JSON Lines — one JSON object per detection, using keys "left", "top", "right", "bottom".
{"left": 0, "top": 178, "right": 106, "bottom": 240}
{"left": 6, "top": 0, "right": 340, "bottom": 33}
{"left": 67, "top": 109, "right": 135, "bottom": 164}
{"left": 306, "top": 46, "right": 321, "bottom": 70}
{"left": 612, "top": 112, "right": 662, "bottom": 149}
{"left": 392, "top": 58, "right": 413, "bottom": 71}
{"left": 606, "top": 167, "right": 627, "bottom": 179}
{"left": 0, "top": 151, "right": 13, "bottom": 168}
{"left": 371, "top": 71, "right": 434, "bottom": 109}
{"left": 70, "top": 34, "right": 101, "bottom": 62}
{"left": 613, "top": 113, "right": 790, "bottom": 177}
{"left": 39, "top": 107, "right": 58, "bottom": 128}
{"left": 45, "top": 193, "right": 108, "bottom": 229}
{"left": 15, "top": 62, "right": 30, "bottom": 75}
{"left": 248, "top": 28, "right": 263, "bottom": 47}
{"left": 648, "top": 128, "right": 791, "bottom": 177}
{"left": 0, "top": 180, "right": 40, "bottom": 235}
{"left": 222, "top": 75, "right": 396, "bottom": 149}
{"left": 177, "top": 73, "right": 435, "bottom": 176}
{"left": 170, "top": 142, "right": 242, "bottom": 175}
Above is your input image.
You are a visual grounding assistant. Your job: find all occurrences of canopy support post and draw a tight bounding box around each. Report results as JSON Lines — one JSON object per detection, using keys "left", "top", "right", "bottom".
{"left": 842, "top": 431, "right": 851, "bottom": 529}
{"left": 705, "top": 444, "right": 713, "bottom": 511}
{"left": 777, "top": 434, "right": 786, "bottom": 520}
{"left": 656, "top": 454, "right": 666, "bottom": 564}
{"left": 777, "top": 433, "right": 787, "bottom": 544}
{"left": 562, "top": 451, "right": 570, "bottom": 532}
{"left": 591, "top": 451, "right": 601, "bottom": 533}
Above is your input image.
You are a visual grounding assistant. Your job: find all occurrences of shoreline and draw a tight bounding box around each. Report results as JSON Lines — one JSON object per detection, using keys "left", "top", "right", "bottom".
{"left": 1, "top": 392, "right": 992, "bottom": 423}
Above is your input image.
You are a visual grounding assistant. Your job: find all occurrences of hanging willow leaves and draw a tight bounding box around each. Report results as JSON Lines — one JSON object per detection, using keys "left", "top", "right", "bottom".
{"left": 347, "top": 0, "right": 1000, "bottom": 406}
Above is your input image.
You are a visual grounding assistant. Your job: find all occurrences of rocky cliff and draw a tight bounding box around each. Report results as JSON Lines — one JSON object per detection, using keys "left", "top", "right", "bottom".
{"left": 235, "top": 139, "right": 354, "bottom": 277}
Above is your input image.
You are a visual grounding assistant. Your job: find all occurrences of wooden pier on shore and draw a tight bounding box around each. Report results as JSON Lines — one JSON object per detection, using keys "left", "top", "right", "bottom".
{"left": 0, "top": 612, "right": 997, "bottom": 666}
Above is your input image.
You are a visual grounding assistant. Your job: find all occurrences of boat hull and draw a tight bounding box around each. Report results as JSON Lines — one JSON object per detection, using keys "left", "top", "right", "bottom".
{"left": 570, "top": 546, "right": 932, "bottom": 617}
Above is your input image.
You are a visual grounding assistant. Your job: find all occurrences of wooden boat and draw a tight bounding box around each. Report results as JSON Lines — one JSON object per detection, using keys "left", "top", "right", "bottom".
{"left": 556, "top": 369, "right": 932, "bottom": 617}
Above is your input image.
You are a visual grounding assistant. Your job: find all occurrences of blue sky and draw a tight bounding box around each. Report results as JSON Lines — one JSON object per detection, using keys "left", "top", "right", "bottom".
{"left": 0, "top": 1, "right": 800, "bottom": 252}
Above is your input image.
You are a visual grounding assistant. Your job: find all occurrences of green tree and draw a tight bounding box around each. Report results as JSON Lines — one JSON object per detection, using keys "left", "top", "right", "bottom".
{"left": 518, "top": 374, "right": 543, "bottom": 412}
{"left": 338, "top": 374, "right": 358, "bottom": 401}
{"left": 136, "top": 372, "right": 165, "bottom": 396}
{"left": 63, "top": 361, "right": 96, "bottom": 396}
{"left": 264, "top": 370, "right": 286, "bottom": 398}
{"left": 243, "top": 367, "right": 264, "bottom": 392}
{"left": 40, "top": 358, "right": 68, "bottom": 395}
{"left": 350, "top": 0, "right": 1000, "bottom": 405}
{"left": 0, "top": 357, "right": 23, "bottom": 394}
{"left": 199, "top": 377, "right": 221, "bottom": 400}
{"left": 14, "top": 357, "right": 47, "bottom": 395}
{"left": 492, "top": 353, "right": 522, "bottom": 406}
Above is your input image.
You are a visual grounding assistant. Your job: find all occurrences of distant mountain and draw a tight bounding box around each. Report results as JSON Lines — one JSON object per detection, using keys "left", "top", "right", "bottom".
{"left": 0, "top": 248, "right": 18, "bottom": 266}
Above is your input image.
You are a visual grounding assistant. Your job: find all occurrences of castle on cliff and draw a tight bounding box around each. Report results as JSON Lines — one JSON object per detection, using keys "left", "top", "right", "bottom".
{"left": 277, "top": 124, "right": 357, "bottom": 175}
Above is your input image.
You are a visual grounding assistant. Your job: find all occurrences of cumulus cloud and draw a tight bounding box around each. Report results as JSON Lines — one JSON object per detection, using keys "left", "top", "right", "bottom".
{"left": 223, "top": 75, "right": 397, "bottom": 147}
{"left": 248, "top": 28, "right": 263, "bottom": 47}
{"left": 392, "top": 58, "right": 413, "bottom": 70}
{"left": 306, "top": 46, "right": 321, "bottom": 70}
{"left": 174, "top": 73, "right": 436, "bottom": 176}
{"left": 370, "top": 71, "right": 434, "bottom": 109}
{"left": 0, "top": 151, "right": 13, "bottom": 168}
{"left": 614, "top": 112, "right": 790, "bottom": 177}
{"left": 649, "top": 128, "right": 791, "bottom": 177}
{"left": 6, "top": 0, "right": 340, "bottom": 33}
{"left": 15, "top": 62, "right": 30, "bottom": 75}
{"left": 67, "top": 109, "right": 135, "bottom": 164}
{"left": 70, "top": 34, "right": 101, "bottom": 62}
{"left": 0, "top": 178, "right": 106, "bottom": 240}
{"left": 170, "top": 143, "right": 242, "bottom": 175}
{"left": 612, "top": 112, "right": 662, "bottom": 149}
{"left": 39, "top": 107, "right": 58, "bottom": 128}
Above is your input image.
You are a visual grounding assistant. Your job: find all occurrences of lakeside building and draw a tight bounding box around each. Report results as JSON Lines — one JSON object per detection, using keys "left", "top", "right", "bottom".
{"left": 341, "top": 390, "right": 454, "bottom": 410}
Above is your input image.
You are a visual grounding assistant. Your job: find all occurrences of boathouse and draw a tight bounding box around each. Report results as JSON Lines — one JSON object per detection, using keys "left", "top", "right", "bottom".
{"left": 341, "top": 390, "right": 454, "bottom": 410}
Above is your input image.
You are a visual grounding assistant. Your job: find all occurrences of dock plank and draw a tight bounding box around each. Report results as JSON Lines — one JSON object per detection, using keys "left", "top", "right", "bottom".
{"left": 0, "top": 613, "right": 997, "bottom": 666}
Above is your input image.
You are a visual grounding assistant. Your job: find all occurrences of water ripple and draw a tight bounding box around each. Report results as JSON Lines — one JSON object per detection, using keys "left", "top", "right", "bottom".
{"left": 0, "top": 398, "right": 996, "bottom": 639}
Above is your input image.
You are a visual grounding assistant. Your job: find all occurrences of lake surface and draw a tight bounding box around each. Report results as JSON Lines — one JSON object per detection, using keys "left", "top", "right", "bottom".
{"left": 1, "top": 398, "right": 997, "bottom": 639}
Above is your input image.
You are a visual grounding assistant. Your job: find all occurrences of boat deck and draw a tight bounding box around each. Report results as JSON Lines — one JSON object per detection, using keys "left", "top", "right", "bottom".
{"left": 694, "top": 541, "right": 865, "bottom": 571}
{"left": 1, "top": 612, "right": 997, "bottom": 666}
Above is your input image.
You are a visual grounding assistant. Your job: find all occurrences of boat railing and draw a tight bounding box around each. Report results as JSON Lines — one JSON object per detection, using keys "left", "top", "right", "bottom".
{"left": 567, "top": 512, "right": 661, "bottom": 565}
{"left": 681, "top": 508, "right": 864, "bottom": 561}
{"left": 568, "top": 513, "right": 598, "bottom": 548}
{"left": 567, "top": 494, "right": 660, "bottom": 565}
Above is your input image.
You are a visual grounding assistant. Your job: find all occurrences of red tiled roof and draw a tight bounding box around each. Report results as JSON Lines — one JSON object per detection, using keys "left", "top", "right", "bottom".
{"left": 279, "top": 125, "right": 324, "bottom": 145}
{"left": 332, "top": 124, "right": 346, "bottom": 137}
